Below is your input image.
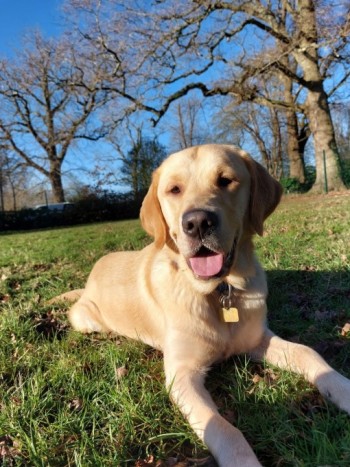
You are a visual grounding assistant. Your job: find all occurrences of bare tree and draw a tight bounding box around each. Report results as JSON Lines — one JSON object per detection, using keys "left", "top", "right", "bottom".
{"left": 67, "top": 0, "right": 350, "bottom": 191}
{"left": 216, "top": 101, "right": 285, "bottom": 179}
{"left": 1, "top": 153, "right": 21, "bottom": 211}
{"left": 0, "top": 32, "right": 112, "bottom": 202}
{"left": 166, "top": 97, "right": 213, "bottom": 151}
{"left": 217, "top": 70, "right": 311, "bottom": 182}
{"left": 0, "top": 143, "right": 38, "bottom": 210}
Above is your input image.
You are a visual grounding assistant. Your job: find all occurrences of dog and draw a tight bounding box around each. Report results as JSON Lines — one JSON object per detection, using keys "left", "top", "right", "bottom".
{"left": 59, "top": 144, "right": 350, "bottom": 466}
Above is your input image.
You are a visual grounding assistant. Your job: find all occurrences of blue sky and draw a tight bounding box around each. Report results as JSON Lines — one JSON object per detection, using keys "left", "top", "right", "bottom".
{"left": 0, "top": 1, "right": 167, "bottom": 191}
{"left": 0, "top": 0, "right": 63, "bottom": 56}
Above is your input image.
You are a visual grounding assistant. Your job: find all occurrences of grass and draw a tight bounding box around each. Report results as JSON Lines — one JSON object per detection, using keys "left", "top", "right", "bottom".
{"left": 0, "top": 193, "right": 350, "bottom": 466}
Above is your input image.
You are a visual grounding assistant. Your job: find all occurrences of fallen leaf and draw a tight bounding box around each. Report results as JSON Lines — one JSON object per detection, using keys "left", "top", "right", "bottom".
{"left": 301, "top": 265, "right": 316, "bottom": 272}
{"left": 341, "top": 323, "right": 350, "bottom": 336}
{"left": 135, "top": 455, "right": 155, "bottom": 466}
{"left": 0, "top": 434, "right": 20, "bottom": 461}
{"left": 115, "top": 366, "right": 128, "bottom": 380}
{"left": 68, "top": 398, "right": 83, "bottom": 411}
{"left": 252, "top": 374, "right": 261, "bottom": 384}
{"left": 264, "top": 367, "right": 278, "bottom": 383}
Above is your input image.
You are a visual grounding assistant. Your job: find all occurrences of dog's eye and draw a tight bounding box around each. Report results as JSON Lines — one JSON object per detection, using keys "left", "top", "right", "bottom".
{"left": 217, "top": 176, "right": 233, "bottom": 188}
{"left": 170, "top": 185, "right": 181, "bottom": 194}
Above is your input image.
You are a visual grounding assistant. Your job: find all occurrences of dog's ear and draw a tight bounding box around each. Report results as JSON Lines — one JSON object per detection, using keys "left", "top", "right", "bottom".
{"left": 243, "top": 156, "right": 283, "bottom": 236}
{"left": 140, "top": 170, "right": 168, "bottom": 248}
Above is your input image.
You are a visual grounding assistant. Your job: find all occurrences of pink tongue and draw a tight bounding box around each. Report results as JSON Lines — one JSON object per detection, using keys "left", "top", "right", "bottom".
{"left": 189, "top": 253, "right": 224, "bottom": 278}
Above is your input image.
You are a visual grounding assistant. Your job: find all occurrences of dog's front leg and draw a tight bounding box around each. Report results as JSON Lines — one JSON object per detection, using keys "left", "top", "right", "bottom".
{"left": 164, "top": 351, "right": 262, "bottom": 467}
{"left": 250, "top": 329, "right": 350, "bottom": 414}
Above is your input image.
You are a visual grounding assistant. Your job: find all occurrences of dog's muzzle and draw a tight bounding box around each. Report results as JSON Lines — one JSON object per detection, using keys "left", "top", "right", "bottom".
{"left": 182, "top": 209, "right": 237, "bottom": 280}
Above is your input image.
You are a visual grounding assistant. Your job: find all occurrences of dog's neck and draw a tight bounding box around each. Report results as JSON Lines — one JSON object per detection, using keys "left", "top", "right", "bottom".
{"left": 217, "top": 282, "right": 235, "bottom": 307}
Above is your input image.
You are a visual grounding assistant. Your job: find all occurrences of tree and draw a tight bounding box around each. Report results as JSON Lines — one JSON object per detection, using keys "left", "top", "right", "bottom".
{"left": 0, "top": 146, "right": 21, "bottom": 211}
{"left": 333, "top": 103, "right": 350, "bottom": 186}
{"left": 216, "top": 71, "right": 311, "bottom": 182}
{"left": 68, "top": 0, "right": 350, "bottom": 191}
{"left": 106, "top": 126, "right": 167, "bottom": 200}
{"left": 0, "top": 32, "right": 112, "bottom": 202}
{"left": 280, "top": 55, "right": 309, "bottom": 183}
{"left": 166, "top": 97, "right": 213, "bottom": 151}
{"left": 216, "top": 101, "right": 285, "bottom": 179}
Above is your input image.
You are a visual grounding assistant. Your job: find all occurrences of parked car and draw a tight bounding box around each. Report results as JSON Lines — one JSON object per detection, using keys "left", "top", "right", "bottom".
{"left": 23, "top": 202, "right": 75, "bottom": 227}
{"left": 33, "top": 202, "right": 75, "bottom": 213}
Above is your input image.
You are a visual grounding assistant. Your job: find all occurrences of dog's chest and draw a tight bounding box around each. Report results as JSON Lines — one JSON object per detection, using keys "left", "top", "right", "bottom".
{"left": 185, "top": 297, "right": 265, "bottom": 363}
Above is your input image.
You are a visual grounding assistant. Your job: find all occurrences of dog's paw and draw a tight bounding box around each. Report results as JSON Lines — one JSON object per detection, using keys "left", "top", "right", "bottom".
{"left": 317, "top": 370, "right": 350, "bottom": 415}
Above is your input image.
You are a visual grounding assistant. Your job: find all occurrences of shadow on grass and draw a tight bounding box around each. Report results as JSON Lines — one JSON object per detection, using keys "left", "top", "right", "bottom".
{"left": 265, "top": 269, "right": 350, "bottom": 367}
{"left": 205, "top": 268, "right": 350, "bottom": 466}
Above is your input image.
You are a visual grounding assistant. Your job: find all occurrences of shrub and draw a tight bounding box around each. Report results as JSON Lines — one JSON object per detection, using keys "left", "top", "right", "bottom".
{"left": 340, "top": 159, "right": 350, "bottom": 187}
{"left": 279, "top": 177, "right": 302, "bottom": 194}
{"left": 0, "top": 190, "right": 143, "bottom": 232}
{"left": 280, "top": 166, "right": 316, "bottom": 194}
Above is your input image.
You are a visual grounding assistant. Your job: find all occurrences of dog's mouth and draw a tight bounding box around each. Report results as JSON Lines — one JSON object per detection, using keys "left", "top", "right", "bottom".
{"left": 187, "top": 240, "right": 236, "bottom": 280}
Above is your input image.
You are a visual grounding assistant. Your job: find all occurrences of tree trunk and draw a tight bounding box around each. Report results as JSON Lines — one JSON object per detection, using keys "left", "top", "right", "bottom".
{"left": 270, "top": 107, "right": 283, "bottom": 179}
{"left": 9, "top": 179, "right": 17, "bottom": 211}
{"left": 293, "top": 0, "right": 345, "bottom": 192}
{"left": 50, "top": 163, "right": 65, "bottom": 202}
{"left": 306, "top": 87, "right": 345, "bottom": 192}
{"left": 282, "top": 73, "right": 305, "bottom": 183}
{"left": 286, "top": 109, "right": 305, "bottom": 183}
{"left": 254, "top": 135, "right": 272, "bottom": 174}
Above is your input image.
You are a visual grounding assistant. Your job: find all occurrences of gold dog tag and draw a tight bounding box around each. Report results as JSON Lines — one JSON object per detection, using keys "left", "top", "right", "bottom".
{"left": 221, "top": 307, "right": 239, "bottom": 323}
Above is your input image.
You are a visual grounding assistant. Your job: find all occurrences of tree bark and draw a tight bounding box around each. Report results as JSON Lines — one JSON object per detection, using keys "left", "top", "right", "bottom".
{"left": 50, "top": 162, "right": 65, "bottom": 202}
{"left": 286, "top": 110, "right": 305, "bottom": 182}
{"left": 292, "top": 0, "right": 345, "bottom": 192}
{"left": 270, "top": 107, "right": 283, "bottom": 179}
{"left": 283, "top": 75, "right": 305, "bottom": 182}
{"left": 305, "top": 87, "right": 344, "bottom": 192}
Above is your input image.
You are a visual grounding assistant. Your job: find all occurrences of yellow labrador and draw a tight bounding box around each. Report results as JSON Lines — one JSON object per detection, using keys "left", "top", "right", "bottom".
{"left": 61, "top": 145, "right": 350, "bottom": 466}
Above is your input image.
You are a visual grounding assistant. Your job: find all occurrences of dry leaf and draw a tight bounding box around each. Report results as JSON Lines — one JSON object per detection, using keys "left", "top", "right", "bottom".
{"left": 115, "top": 366, "right": 128, "bottom": 380}
{"left": 264, "top": 368, "right": 278, "bottom": 382}
{"left": 341, "top": 323, "right": 350, "bottom": 336}
{"left": 135, "top": 455, "right": 155, "bottom": 466}
{"left": 252, "top": 374, "right": 262, "bottom": 384}
{"left": 68, "top": 398, "right": 83, "bottom": 411}
{"left": 0, "top": 435, "right": 20, "bottom": 460}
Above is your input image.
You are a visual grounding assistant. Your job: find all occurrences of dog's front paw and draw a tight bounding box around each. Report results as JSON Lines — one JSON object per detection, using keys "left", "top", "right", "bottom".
{"left": 317, "top": 370, "right": 350, "bottom": 415}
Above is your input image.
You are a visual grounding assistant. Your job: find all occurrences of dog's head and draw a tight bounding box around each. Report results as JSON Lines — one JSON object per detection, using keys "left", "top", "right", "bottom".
{"left": 140, "top": 144, "right": 282, "bottom": 290}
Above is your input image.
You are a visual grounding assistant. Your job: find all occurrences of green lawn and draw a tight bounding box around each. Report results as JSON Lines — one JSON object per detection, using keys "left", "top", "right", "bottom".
{"left": 0, "top": 194, "right": 349, "bottom": 466}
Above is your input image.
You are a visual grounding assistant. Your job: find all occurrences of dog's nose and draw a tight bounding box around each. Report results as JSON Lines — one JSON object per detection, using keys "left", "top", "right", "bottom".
{"left": 182, "top": 209, "right": 219, "bottom": 238}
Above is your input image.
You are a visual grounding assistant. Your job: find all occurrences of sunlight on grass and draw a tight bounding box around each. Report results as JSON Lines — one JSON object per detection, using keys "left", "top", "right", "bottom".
{"left": 0, "top": 193, "right": 349, "bottom": 465}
